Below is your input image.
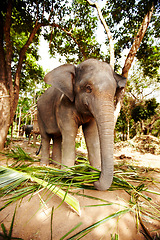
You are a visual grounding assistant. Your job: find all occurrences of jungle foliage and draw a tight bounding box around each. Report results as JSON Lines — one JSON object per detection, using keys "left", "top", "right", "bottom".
{"left": 0, "top": 0, "right": 160, "bottom": 150}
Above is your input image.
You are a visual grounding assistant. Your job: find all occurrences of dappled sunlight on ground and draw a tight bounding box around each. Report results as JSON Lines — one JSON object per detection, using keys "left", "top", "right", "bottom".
{"left": 0, "top": 137, "right": 160, "bottom": 239}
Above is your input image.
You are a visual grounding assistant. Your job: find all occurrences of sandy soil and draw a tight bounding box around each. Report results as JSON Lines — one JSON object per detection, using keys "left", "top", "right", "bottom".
{"left": 0, "top": 138, "right": 160, "bottom": 240}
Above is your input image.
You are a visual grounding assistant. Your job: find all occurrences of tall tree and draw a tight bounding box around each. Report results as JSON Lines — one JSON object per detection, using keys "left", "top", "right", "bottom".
{"left": 0, "top": 0, "right": 99, "bottom": 150}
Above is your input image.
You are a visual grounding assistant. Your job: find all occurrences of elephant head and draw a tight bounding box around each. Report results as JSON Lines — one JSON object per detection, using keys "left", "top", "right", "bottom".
{"left": 44, "top": 59, "right": 126, "bottom": 190}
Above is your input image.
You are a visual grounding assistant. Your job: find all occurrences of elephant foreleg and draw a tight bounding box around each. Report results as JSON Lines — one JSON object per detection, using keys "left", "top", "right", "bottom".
{"left": 37, "top": 111, "right": 51, "bottom": 165}
{"left": 52, "top": 136, "right": 62, "bottom": 166}
{"left": 61, "top": 130, "right": 77, "bottom": 168}
{"left": 41, "top": 136, "right": 51, "bottom": 165}
{"left": 83, "top": 119, "right": 101, "bottom": 170}
{"left": 59, "top": 119, "right": 78, "bottom": 168}
{"left": 56, "top": 99, "right": 78, "bottom": 169}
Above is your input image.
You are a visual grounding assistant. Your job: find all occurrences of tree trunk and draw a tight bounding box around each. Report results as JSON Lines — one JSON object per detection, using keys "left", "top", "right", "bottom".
{"left": 17, "top": 107, "right": 22, "bottom": 138}
{"left": 114, "top": 5, "right": 154, "bottom": 124}
{"left": 0, "top": 2, "right": 42, "bottom": 150}
{"left": 10, "top": 122, "right": 14, "bottom": 142}
{"left": 140, "top": 120, "right": 144, "bottom": 135}
{"left": 127, "top": 119, "right": 130, "bottom": 140}
{"left": 87, "top": 0, "right": 115, "bottom": 69}
{"left": 0, "top": 83, "right": 11, "bottom": 150}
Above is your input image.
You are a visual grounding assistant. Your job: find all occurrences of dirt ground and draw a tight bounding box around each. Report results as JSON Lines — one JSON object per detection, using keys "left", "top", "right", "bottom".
{"left": 0, "top": 136, "right": 160, "bottom": 240}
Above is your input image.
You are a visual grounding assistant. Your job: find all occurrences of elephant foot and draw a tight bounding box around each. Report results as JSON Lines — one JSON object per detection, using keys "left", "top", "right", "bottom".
{"left": 61, "top": 165, "right": 69, "bottom": 170}
{"left": 50, "top": 160, "right": 61, "bottom": 168}
{"left": 40, "top": 161, "right": 49, "bottom": 166}
{"left": 94, "top": 177, "right": 112, "bottom": 191}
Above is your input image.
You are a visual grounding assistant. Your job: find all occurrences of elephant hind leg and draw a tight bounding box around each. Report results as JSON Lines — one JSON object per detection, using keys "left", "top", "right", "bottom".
{"left": 83, "top": 119, "right": 101, "bottom": 170}
{"left": 52, "top": 136, "right": 62, "bottom": 167}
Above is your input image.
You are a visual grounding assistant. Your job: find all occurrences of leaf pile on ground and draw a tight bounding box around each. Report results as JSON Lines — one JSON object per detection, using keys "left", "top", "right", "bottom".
{"left": 131, "top": 135, "right": 160, "bottom": 155}
{"left": 115, "top": 135, "right": 160, "bottom": 155}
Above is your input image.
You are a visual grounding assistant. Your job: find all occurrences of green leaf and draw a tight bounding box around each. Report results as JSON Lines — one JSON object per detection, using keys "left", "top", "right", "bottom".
{"left": 51, "top": 207, "right": 54, "bottom": 240}
{"left": 60, "top": 222, "right": 83, "bottom": 240}
{"left": 1, "top": 223, "right": 8, "bottom": 237}
{"left": 0, "top": 166, "right": 81, "bottom": 216}
{"left": 67, "top": 208, "right": 131, "bottom": 239}
{"left": 9, "top": 206, "right": 17, "bottom": 239}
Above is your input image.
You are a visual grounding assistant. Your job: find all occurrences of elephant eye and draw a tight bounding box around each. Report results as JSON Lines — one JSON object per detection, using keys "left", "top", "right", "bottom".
{"left": 85, "top": 85, "right": 92, "bottom": 93}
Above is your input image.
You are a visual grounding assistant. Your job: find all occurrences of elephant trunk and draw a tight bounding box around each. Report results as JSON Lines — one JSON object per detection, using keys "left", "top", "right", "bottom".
{"left": 91, "top": 99, "right": 114, "bottom": 191}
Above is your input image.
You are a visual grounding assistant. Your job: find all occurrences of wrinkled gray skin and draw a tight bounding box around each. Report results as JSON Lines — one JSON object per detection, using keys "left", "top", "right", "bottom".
{"left": 37, "top": 59, "right": 126, "bottom": 191}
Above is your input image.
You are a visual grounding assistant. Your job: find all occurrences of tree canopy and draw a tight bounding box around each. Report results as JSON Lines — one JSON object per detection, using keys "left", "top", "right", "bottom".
{"left": 0, "top": 0, "right": 159, "bottom": 149}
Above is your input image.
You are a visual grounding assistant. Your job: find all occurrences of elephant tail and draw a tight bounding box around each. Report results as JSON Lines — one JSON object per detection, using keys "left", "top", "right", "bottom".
{"left": 36, "top": 142, "right": 42, "bottom": 155}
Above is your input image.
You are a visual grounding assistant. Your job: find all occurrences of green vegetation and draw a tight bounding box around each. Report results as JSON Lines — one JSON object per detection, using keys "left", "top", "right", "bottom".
{"left": 0, "top": 147, "right": 160, "bottom": 239}
{"left": 115, "top": 97, "right": 160, "bottom": 140}
{"left": 0, "top": 206, "right": 23, "bottom": 240}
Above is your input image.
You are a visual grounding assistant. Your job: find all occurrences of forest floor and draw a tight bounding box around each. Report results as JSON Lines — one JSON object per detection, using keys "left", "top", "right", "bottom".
{"left": 0, "top": 135, "right": 160, "bottom": 240}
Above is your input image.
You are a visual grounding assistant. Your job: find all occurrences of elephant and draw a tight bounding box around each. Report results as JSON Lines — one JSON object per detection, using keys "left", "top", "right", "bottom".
{"left": 37, "top": 59, "right": 126, "bottom": 190}
{"left": 21, "top": 125, "right": 33, "bottom": 139}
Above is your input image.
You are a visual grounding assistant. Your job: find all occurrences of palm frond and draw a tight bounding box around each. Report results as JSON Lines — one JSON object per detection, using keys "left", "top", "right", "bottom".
{"left": 0, "top": 166, "right": 81, "bottom": 215}
{"left": 1, "top": 147, "right": 160, "bottom": 239}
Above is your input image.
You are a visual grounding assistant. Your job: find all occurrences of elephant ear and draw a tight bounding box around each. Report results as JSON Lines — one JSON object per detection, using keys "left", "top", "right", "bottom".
{"left": 44, "top": 64, "right": 76, "bottom": 102}
{"left": 113, "top": 72, "right": 127, "bottom": 89}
